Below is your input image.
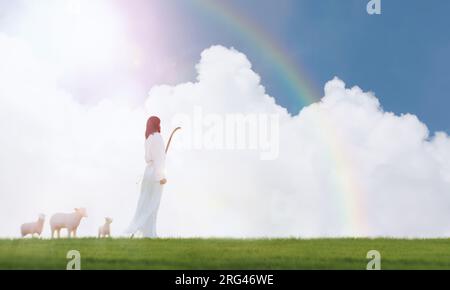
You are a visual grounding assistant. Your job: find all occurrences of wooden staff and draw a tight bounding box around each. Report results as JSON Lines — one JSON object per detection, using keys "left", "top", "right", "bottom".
{"left": 165, "top": 127, "right": 181, "bottom": 154}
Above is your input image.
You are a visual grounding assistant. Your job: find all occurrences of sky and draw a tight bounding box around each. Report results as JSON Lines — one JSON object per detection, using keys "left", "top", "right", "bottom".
{"left": 170, "top": 0, "right": 450, "bottom": 134}
{"left": 1, "top": 0, "right": 450, "bottom": 238}
{"left": 1, "top": 0, "right": 449, "bottom": 132}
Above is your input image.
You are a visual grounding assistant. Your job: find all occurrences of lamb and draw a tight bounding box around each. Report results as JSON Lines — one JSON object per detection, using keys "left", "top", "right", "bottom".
{"left": 20, "top": 214, "right": 45, "bottom": 238}
{"left": 98, "top": 217, "right": 113, "bottom": 238}
{"left": 50, "top": 208, "right": 88, "bottom": 238}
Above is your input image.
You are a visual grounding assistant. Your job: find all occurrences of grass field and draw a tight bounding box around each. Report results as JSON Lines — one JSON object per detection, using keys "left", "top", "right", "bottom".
{"left": 1, "top": 238, "right": 450, "bottom": 269}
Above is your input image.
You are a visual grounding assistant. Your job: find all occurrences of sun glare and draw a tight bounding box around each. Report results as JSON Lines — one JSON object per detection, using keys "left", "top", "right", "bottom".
{"left": 18, "top": 0, "right": 130, "bottom": 73}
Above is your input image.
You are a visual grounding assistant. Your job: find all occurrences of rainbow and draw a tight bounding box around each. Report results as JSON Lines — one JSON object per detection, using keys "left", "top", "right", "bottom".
{"left": 193, "top": 0, "right": 368, "bottom": 236}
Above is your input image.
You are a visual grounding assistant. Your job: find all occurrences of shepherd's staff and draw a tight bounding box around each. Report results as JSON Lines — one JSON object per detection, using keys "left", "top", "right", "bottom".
{"left": 131, "top": 127, "right": 181, "bottom": 239}
{"left": 165, "top": 126, "right": 181, "bottom": 154}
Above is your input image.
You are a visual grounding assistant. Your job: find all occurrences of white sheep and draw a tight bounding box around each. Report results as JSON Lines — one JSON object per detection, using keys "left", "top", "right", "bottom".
{"left": 20, "top": 214, "right": 45, "bottom": 238}
{"left": 50, "top": 208, "right": 88, "bottom": 238}
{"left": 98, "top": 217, "right": 113, "bottom": 238}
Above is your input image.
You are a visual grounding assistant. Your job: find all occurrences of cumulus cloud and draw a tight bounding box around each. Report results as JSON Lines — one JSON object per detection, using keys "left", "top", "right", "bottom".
{"left": 1, "top": 35, "right": 450, "bottom": 238}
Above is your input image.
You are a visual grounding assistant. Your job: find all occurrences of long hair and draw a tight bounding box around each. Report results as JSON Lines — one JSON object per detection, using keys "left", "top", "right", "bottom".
{"left": 145, "top": 116, "right": 161, "bottom": 139}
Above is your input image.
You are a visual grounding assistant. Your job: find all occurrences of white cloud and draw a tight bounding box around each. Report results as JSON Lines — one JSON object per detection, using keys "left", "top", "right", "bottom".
{"left": 1, "top": 36, "right": 450, "bottom": 238}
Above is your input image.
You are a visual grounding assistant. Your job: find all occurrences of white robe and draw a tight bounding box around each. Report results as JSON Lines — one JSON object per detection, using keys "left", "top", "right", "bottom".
{"left": 127, "top": 133, "right": 166, "bottom": 238}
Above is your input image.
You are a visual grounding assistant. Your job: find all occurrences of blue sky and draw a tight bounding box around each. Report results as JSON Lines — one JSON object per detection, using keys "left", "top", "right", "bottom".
{"left": 198, "top": 0, "right": 450, "bottom": 133}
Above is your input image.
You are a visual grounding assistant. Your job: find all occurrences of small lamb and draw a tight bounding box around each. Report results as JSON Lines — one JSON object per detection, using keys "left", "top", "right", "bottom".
{"left": 21, "top": 214, "right": 45, "bottom": 238}
{"left": 50, "top": 208, "right": 88, "bottom": 238}
{"left": 98, "top": 217, "right": 113, "bottom": 238}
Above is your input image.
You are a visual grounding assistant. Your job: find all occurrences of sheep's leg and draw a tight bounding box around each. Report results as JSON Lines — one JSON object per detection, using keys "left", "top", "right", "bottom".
{"left": 67, "top": 229, "right": 72, "bottom": 238}
{"left": 57, "top": 229, "right": 61, "bottom": 239}
{"left": 73, "top": 229, "right": 77, "bottom": 238}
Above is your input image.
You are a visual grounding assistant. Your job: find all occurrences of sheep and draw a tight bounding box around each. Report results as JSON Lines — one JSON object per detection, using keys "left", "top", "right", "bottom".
{"left": 20, "top": 214, "right": 45, "bottom": 238}
{"left": 98, "top": 217, "right": 113, "bottom": 238}
{"left": 50, "top": 208, "right": 88, "bottom": 238}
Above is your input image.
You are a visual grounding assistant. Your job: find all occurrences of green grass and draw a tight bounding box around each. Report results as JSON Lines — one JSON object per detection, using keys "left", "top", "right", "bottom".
{"left": 1, "top": 238, "right": 450, "bottom": 269}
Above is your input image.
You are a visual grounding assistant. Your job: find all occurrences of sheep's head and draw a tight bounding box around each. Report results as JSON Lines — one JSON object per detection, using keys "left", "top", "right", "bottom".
{"left": 105, "top": 217, "right": 113, "bottom": 224}
{"left": 74, "top": 208, "right": 88, "bottom": 218}
{"left": 38, "top": 213, "right": 45, "bottom": 220}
